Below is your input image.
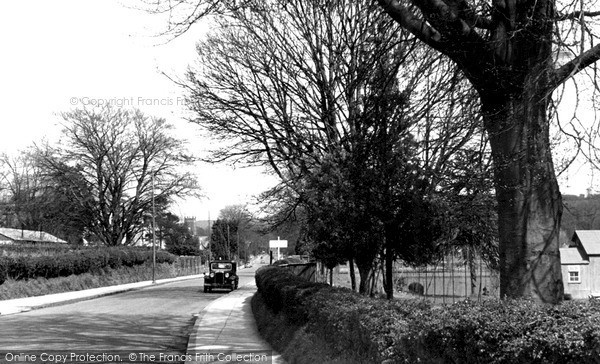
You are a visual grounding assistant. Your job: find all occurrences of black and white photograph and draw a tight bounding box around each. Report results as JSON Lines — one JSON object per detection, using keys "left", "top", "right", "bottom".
{"left": 2, "top": 0, "right": 600, "bottom": 363}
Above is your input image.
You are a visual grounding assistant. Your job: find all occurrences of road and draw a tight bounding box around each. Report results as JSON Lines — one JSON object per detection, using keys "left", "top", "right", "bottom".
{"left": 0, "top": 267, "right": 257, "bottom": 355}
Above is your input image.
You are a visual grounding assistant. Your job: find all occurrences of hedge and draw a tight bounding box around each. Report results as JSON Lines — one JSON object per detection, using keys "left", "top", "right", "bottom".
{"left": 255, "top": 266, "right": 600, "bottom": 363}
{"left": 0, "top": 262, "right": 6, "bottom": 285}
{"left": 0, "top": 247, "right": 176, "bottom": 282}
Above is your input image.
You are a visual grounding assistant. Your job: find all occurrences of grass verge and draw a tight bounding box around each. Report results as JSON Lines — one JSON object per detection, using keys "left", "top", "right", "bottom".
{"left": 0, "top": 263, "right": 183, "bottom": 300}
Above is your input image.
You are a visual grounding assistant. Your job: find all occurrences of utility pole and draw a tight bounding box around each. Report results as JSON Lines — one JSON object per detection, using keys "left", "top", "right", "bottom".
{"left": 208, "top": 212, "right": 212, "bottom": 263}
{"left": 152, "top": 174, "right": 156, "bottom": 284}
{"left": 227, "top": 224, "right": 231, "bottom": 260}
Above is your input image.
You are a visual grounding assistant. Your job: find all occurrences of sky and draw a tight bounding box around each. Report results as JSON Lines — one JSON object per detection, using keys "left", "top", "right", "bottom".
{"left": 0, "top": 1, "right": 596, "bottom": 222}
{"left": 0, "top": 0, "right": 277, "bottom": 219}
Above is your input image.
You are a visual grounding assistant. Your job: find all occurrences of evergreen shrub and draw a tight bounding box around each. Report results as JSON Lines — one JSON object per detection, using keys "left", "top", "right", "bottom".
{"left": 0, "top": 247, "right": 176, "bottom": 282}
{"left": 255, "top": 266, "right": 600, "bottom": 363}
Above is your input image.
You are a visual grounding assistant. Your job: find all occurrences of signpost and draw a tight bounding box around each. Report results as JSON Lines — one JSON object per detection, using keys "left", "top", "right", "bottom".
{"left": 269, "top": 237, "right": 288, "bottom": 261}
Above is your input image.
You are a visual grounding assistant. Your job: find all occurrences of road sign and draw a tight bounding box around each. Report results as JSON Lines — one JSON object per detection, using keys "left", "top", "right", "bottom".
{"left": 269, "top": 239, "right": 288, "bottom": 248}
{"left": 269, "top": 237, "right": 287, "bottom": 261}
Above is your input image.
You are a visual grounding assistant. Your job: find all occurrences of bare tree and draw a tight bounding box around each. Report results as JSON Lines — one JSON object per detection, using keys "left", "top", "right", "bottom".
{"left": 376, "top": 0, "right": 600, "bottom": 302}
{"left": 40, "top": 107, "right": 199, "bottom": 246}
{"left": 144, "top": 0, "right": 600, "bottom": 303}
{"left": 220, "top": 204, "right": 253, "bottom": 258}
{"left": 183, "top": 0, "right": 441, "bottom": 292}
{"left": 0, "top": 151, "right": 45, "bottom": 229}
{"left": 0, "top": 148, "right": 96, "bottom": 243}
{"left": 143, "top": 0, "right": 494, "bottom": 297}
{"left": 179, "top": 0, "right": 494, "bottom": 297}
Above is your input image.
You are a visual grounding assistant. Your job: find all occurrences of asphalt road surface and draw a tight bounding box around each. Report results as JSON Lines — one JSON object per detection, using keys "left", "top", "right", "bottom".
{"left": 0, "top": 266, "right": 258, "bottom": 356}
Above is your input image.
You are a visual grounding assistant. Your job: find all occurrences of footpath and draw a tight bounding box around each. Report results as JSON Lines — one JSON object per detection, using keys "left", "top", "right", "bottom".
{"left": 185, "top": 280, "right": 285, "bottom": 364}
{"left": 0, "top": 274, "right": 285, "bottom": 364}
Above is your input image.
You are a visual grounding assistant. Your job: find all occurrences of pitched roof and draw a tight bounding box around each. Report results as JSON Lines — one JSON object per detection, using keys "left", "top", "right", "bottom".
{"left": 572, "top": 230, "right": 600, "bottom": 255}
{"left": 0, "top": 228, "right": 67, "bottom": 244}
{"left": 560, "top": 247, "right": 589, "bottom": 265}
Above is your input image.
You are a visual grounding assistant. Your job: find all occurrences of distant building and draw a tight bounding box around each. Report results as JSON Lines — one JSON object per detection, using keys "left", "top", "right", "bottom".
{"left": 183, "top": 217, "right": 197, "bottom": 235}
{"left": 0, "top": 228, "right": 67, "bottom": 245}
{"left": 198, "top": 236, "right": 210, "bottom": 250}
{"left": 560, "top": 230, "right": 600, "bottom": 298}
{"left": 183, "top": 217, "right": 212, "bottom": 236}
{"left": 131, "top": 227, "right": 164, "bottom": 249}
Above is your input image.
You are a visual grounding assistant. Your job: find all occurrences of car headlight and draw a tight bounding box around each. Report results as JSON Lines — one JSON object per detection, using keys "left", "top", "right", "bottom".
{"left": 225, "top": 273, "right": 230, "bottom": 278}
{"left": 210, "top": 272, "right": 214, "bottom": 278}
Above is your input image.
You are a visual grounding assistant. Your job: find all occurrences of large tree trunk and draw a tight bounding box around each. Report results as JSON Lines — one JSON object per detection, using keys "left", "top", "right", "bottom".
{"left": 379, "top": 0, "right": 600, "bottom": 306}
{"left": 357, "top": 263, "right": 375, "bottom": 295}
{"left": 384, "top": 235, "right": 394, "bottom": 299}
{"left": 349, "top": 258, "right": 357, "bottom": 291}
{"left": 482, "top": 85, "right": 564, "bottom": 303}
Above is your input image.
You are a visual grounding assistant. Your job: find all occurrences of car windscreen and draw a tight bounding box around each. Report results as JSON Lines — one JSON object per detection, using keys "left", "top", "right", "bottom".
{"left": 211, "top": 262, "right": 232, "bottom": 270}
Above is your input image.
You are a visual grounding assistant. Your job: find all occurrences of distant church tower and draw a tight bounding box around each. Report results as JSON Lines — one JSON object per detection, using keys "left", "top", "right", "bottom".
{"left": 184, "top": 216, "right": 197, "bottom": 236}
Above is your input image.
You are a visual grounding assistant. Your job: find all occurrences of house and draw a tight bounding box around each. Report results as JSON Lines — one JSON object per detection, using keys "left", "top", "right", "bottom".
{"left": 560, "top": 230, "right": 600, "bottom": 298}
{"left": 0, "top": 228, "right": 68, "bottom": 245}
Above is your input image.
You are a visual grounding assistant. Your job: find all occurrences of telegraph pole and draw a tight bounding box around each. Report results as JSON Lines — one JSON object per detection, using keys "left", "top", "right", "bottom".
{"left": 152, "top": 174, "right": 156, "bottom": 284}
{"left": 208, "top": 212, "right": 212, "bottom": 262}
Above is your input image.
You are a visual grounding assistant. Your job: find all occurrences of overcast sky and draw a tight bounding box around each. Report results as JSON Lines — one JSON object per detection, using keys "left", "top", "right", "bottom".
{"left": 0, "top": 1, "right": 595, "bottom": 222}
{"left": 0, "top": 0, "right": 276, "bottom": 219}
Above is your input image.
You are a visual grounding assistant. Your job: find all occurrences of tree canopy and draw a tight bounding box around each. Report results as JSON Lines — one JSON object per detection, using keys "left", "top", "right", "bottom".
{"left": 175, "top": 0, "right": 499, "bottom": 298}
{"left": 38, "top": 107, "right": 199, "bottom": 246}
{"left": 376, "top": 0, "right": 600, "bottom": 302}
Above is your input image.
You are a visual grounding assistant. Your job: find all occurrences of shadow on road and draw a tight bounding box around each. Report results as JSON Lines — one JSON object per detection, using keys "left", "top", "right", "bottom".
{"left": 1, "top": 313, "right": 196, "bottom": 351}
{"left": 0, "top": 278, "right": 213, "bottom": 353}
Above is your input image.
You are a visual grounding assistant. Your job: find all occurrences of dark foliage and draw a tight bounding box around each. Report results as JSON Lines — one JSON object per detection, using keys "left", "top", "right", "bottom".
{"left": 0, "top": 247, "right": 176, "bottom": 282}
{"left": 255, "top": 266, "right": 600, "bottom": 363}
{"left": 0, "top": 261, "right": 6, "bottom": 285}
{"left": 157, "top": 212, "right": 202, "bottom": 256}
{"left": 210, "top": 219, "right": 239, "bottom": 260}
{"left": 255, "top": 266, "right": 329, "bottom": 324}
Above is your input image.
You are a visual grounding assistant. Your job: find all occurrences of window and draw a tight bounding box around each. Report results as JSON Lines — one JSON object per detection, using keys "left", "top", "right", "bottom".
{"left": 568, "top": 270, "right": 581, "bottom": 283}
{"left": 211, "top": 262, "right": 232, "bottom": 270}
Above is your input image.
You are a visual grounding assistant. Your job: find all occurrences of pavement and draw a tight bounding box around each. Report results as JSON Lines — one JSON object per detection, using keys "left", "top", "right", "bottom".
{"left": 0, "top": 273, "right": 285, "bottom": 364}
{"left": 185, "top": 280, "right": 286, "bottom": 364}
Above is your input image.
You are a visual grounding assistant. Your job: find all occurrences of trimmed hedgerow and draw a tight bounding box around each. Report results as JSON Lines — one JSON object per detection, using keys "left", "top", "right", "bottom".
{"left": 0, "top": 262, "right": 181, "bottom": 300}
{"left": 0, "top": 243, "right": 74, "bottom": 257}
{"left": 255, "top": 263, "right": 329, "bottom": 325}
{"left": 254, "top": 266, "right": 600, "bottom": 364}
{"left": 0, "top": 248, "right": 176, "bottom": 282}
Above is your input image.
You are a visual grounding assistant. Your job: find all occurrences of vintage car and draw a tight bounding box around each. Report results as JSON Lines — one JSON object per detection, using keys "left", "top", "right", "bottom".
{"left": 204, "top": 260, "right": 239, "bottom": 292}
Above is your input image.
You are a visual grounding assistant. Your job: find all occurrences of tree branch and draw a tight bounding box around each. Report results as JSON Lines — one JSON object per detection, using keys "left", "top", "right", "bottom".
{"left": 410, "top": 0, "right": 490, "bottom": 41}
{"left": 378, "top": 0, "right": 491, "bottom": 90}
{"left": 551, "top": 43, "right": 600, "bottom": 89}
{"left": 557, "top": 10, "right": 600, "bottom": 21}
{"left": 455, "top": 0, "right": 494, "bottom": 30}
{"left": 377, "top": 0, "right": 443, "bottom": 47}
